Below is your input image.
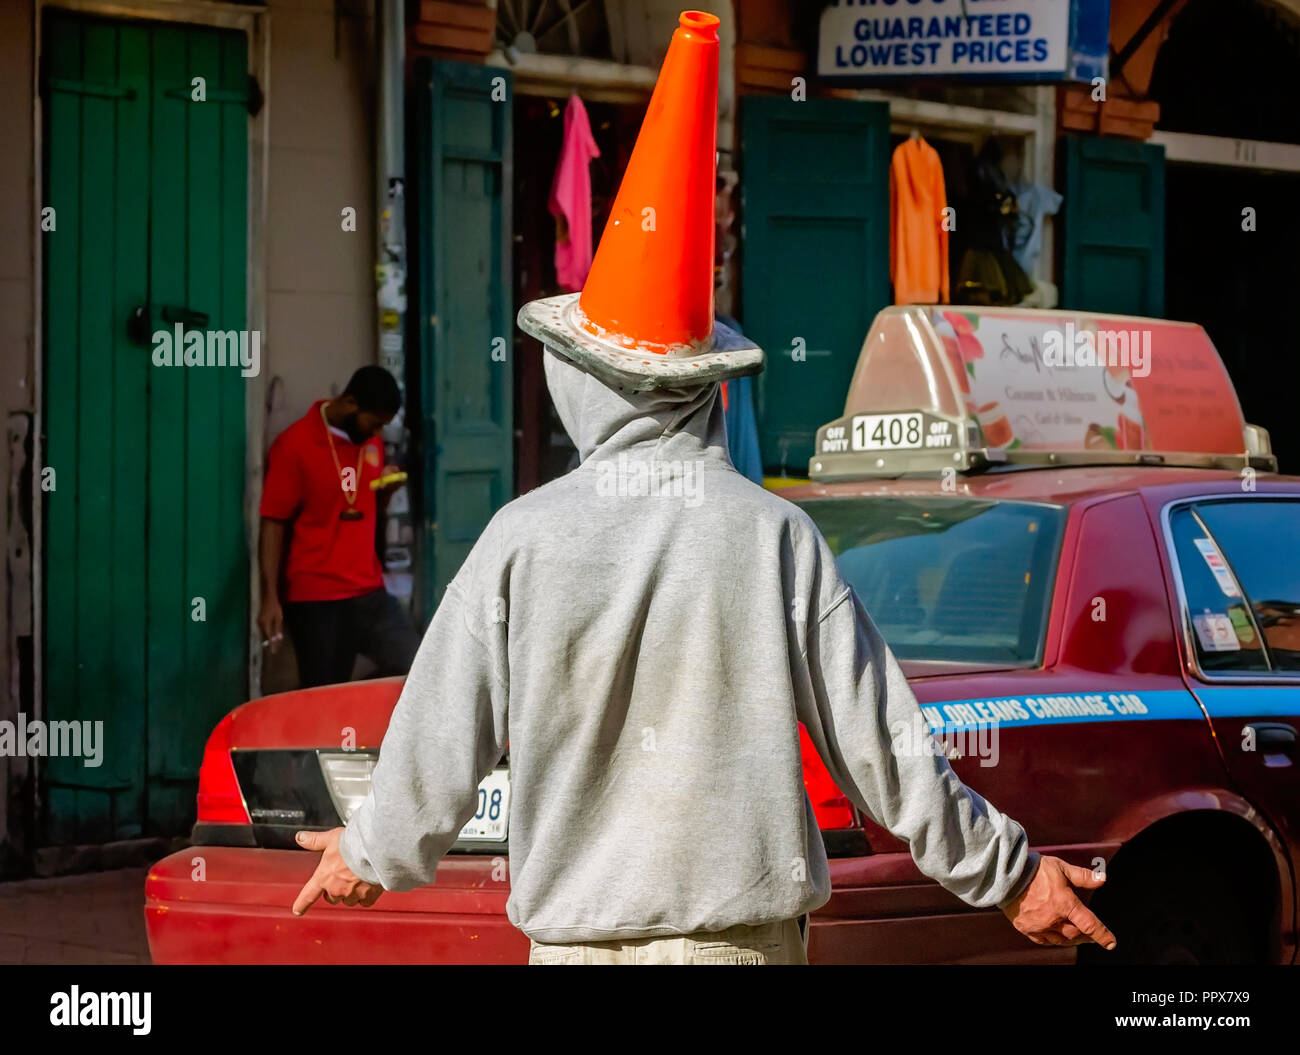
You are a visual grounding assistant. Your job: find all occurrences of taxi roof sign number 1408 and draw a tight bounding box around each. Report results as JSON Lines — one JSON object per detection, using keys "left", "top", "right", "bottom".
{"left": 839, "top": 412, "right": 956, "bottom": 452}
{"left": 808, "top": 306, "right": 1275, "bottom": 482}
{"left": 814, "top": 409, "right": 977, "bottom": 480}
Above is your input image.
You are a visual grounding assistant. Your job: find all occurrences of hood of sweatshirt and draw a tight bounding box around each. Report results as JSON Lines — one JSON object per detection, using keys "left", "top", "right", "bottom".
{"left": 542, "top": 347, "right": 732, "bottom": 467}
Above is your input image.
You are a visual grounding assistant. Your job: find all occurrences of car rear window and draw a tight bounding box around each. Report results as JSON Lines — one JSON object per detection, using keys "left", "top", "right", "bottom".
{"left": 1169, "top": 499, "right": 1300, "bottom": 674}
{"left": 795, "top": 497, "right": 1065, "bottom": 666}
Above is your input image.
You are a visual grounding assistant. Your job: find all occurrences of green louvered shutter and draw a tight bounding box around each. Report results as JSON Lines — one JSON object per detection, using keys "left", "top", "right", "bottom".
{"left": 741, "top": 96, "right": 891, "bottom": 474}
{"left": 43, "top": 13, "right": 249, "bottom": 842}
{"left": 1061, "top": 135, "right": 1166, "bottom": 316}
{"left": 414, "top": 61, "right": 514, "bottom": 620}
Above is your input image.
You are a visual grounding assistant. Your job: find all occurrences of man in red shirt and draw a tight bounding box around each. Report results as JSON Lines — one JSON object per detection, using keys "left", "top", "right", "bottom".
{"left": 257, "top": 366, "right": 419, "bottom": 687}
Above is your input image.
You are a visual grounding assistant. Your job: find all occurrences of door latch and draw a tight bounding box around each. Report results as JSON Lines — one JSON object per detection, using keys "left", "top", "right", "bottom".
{"left": 1245, "top": 722, "right": 1296, "bottom": 769}
{"left": 161, "top": 305, "right": 210, "bottom": 329}
{"left": 127, "top": 304, "right": 151, "bottom": 346}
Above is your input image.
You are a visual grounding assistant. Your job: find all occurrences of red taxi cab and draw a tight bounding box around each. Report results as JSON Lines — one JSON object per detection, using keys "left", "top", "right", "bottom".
{"left": 146, "top": 306, "right": 1299, "bottom": 965}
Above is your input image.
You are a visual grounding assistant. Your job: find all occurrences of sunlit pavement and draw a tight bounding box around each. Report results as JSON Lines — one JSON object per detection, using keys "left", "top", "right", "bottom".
{"left": 0, "top": 868, "right": 151, "bottom": 964}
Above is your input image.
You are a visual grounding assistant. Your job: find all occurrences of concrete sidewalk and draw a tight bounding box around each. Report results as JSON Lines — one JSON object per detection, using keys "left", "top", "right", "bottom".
{"left": 0, "top": 867, "right": 152, "bottom": 964}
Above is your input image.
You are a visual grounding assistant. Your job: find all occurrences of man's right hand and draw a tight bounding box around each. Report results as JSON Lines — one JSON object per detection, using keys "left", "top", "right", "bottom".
{"left": 258, "top": 597, "right": 285, "bottom": 653}
{"left": 1000, "top": 854, "right": 1117, "bottom": 950}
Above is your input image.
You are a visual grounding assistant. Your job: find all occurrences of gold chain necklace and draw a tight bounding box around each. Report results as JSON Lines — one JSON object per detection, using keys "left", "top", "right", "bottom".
{"left": 321, "top": 401, "right": 366, "bottom": 520}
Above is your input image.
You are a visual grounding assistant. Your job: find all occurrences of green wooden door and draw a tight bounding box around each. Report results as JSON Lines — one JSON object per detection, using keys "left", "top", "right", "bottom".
{"left": 1061, "top": 135, "right": 1166, "bottom": 316}
{"left": 415, "top": 61, "right": 514, "bottom": 618}
{"left": 741, "top": 97, "right": 891, "bottom": 474}
{"left": 43, "top": 13, "right": 249, "bottom": 843}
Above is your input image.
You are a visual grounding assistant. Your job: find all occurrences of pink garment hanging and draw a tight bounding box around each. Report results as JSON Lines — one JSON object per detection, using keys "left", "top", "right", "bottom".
{"left": 548, "top": 95, "right": 601, "bottom": 292}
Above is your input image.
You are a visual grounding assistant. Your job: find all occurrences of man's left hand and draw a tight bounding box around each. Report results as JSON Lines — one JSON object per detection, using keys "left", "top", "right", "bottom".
{"left": 292, "top": 828, "right": 384, "bottom": 915}
{"left": 1000, "top": 854, "right": 1116, "bottom": 949}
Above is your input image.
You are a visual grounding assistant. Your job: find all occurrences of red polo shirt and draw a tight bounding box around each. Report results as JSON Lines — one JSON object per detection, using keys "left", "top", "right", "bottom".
{"left": 260, "top": 400, "right": 385, "bottom": 602}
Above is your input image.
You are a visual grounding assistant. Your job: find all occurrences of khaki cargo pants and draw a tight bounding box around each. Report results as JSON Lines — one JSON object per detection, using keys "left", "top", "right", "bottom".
{"left": 527, "top": 914, "right": 810, "bottom": 965}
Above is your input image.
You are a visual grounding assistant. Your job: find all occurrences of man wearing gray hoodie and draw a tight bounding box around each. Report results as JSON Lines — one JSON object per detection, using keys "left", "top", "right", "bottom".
{"left": 290, "top": 344, "right": 1115, "bottom": 963}
{"left": 290, "top": 9, "right": 1114, "bottom": 964}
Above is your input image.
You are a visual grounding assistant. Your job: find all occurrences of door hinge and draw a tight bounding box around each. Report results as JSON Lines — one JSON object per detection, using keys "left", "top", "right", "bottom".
{"left": 43, "top": 76, "right": 135, "bottom": 101}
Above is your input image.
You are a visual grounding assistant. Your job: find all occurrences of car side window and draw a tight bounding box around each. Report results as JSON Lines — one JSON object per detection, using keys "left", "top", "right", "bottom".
{"left": 1193, "top": 500, "right": 1300, "bottom": 672}
{"left": 1169, "top": 507, "right": 1268, "bottom": 673}
{"left": 1169, "top": 500, "right": 1300, "bottom": 674}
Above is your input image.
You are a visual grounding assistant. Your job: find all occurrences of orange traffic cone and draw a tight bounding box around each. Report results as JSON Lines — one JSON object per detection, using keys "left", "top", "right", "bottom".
{"left": 517, "top": 10, "right": 763, "bottom": 392}
{"left": 580, "top": 10, "right": 719, "bottom": 352}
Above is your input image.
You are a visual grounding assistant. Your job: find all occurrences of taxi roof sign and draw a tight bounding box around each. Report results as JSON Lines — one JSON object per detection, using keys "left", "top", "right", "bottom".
{"left": 809, "top": 306, "right": 1276, "bottom": 481}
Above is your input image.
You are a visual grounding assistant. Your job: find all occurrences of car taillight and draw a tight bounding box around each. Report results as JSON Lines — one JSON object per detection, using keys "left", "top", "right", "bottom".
{"left": 800, "top": 723, "right": 857, "bottom": 830}
{"left": 318, "top": 751, "right": 377, "bottom": 823}
{"left": 196, "top": 713, "right": 251, "bottom": 824}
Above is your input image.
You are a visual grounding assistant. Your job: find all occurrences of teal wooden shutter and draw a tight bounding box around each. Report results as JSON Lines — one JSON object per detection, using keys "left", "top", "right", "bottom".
{"left": 1061, "top": 136, "right": 1166, "bottom": 316}
{"left": 44, "top": 14, "right": 150, "bottom": 842}
{"left": 43, "top": 13, "right": 248, "bottom": 842}
{"left": 741, "top": 97, "right": 890, "bottom": 474}
{"left": 143, "top": 23, "right": 249, "bottom": 835}
{"left": 415, "top": 61, "right": 513, "bottom": 619}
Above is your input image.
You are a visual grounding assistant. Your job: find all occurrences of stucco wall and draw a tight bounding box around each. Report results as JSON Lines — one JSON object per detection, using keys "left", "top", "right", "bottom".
{"left": 257, "top": 0, "right": 380, "bottom": 692}
{"left": 263, "top": 0, "right": 378, "bottom": 446}
{"left": 0, "top": 2, "right": 35, "bottom": 864}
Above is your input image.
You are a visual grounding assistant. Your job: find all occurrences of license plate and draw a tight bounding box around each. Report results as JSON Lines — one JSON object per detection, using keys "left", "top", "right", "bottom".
{"left": 851, "top": 412, "right": 924, "bottom": 451}
{"left": 459, "top": 768, "right": 510, "bottom": 842}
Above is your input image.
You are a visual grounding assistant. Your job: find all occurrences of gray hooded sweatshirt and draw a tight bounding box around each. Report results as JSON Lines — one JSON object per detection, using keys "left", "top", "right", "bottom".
{"left": 338, "top": 348, "right": 1039, "bottom": 943}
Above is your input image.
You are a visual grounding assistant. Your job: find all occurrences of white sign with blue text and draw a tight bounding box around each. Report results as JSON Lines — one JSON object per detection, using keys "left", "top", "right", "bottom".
{"left": 818, "top": 0, "right": 1073, "bottom": 80}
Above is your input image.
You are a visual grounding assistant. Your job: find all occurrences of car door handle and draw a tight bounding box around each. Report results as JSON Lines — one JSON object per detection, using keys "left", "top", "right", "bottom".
{"left": 1245, "top": 722, "right": 1296, "bottom": 768}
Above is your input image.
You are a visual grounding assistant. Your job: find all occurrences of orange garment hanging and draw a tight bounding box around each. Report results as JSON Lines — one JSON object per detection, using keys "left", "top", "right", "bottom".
{"left": 890, "top": 135, "right": 949, "bottom": 304}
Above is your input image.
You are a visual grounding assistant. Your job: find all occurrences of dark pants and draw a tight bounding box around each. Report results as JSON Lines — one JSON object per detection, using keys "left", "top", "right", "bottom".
{"left": 284, "top": 589, "right": 420, "bottom": 688}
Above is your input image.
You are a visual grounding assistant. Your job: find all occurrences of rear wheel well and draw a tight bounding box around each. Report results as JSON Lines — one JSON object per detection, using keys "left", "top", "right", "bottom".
{"left": 1078, "top": 810, "right": 1282, "bottom": 965}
